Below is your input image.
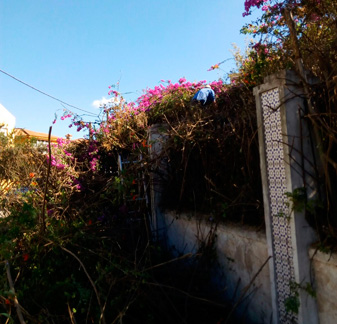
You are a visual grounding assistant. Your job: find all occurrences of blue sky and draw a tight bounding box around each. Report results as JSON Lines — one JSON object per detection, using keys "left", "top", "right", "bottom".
{"left": 0, "top": 1, "right": 259, "bottom": 139}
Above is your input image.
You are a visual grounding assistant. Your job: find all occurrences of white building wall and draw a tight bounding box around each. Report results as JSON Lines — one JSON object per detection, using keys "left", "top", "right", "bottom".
{"left": 0, "top": 104, "right": 16, "bottom": 135}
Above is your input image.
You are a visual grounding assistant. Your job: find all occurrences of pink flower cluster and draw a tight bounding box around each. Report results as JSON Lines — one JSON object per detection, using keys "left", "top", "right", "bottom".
{"left": 243, "top": 0, "right": 298, "bottom": 17}
{"left": 46, "top": 137, "right": 74, "bottom": 170}
{"left": 45, "top": 136, "right": 100, "bottom": 190}
{"left": 72, "top": 120, "right": 91, "bottom": 132}
{"left": 87, "top": 143, "right": 100, "bottom": 172}
{"left": 207, "top": 63, "right": 220, "bottom": 71}
{"left": 52, "top": 112, "right": 73, "bottom": 125}
{"left": 89, "top": 158, "right": 99, "bottom": 172}
{"left": 252, "top": 42, "right": 269, "bottom": 54}
{"left": 72, "top": 178, "right": 83, "bottom": 191}
{"left": 60, "top": 113, "right": 72, "bottom": 121}
{"left": 46, "top": 154, "right": 65, "bottom": 170}
{"left": 95, "top": 78, "right": 228, "bottom": 143}
{"left": 108, "top": 90, "right": 119, "bottom": 96}
{"left": 134, "top": 78, "right": 226, "bottom": 114}
{"left": 243, "top": 0, "right": 266, "bottom": 16}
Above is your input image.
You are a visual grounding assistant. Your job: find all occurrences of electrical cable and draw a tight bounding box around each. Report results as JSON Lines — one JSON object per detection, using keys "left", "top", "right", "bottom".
{"left": 0, "top": 68, "right": 97, "bottom": 116}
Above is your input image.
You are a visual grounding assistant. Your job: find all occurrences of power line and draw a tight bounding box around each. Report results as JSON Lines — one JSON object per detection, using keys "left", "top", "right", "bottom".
{"left": 0, "top": 68, "right": 97, "bottom": 116}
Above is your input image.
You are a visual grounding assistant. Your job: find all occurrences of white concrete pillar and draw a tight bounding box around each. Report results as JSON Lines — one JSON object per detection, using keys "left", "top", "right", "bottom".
{"left": 254, "top": 70, "right": 319, "bottom": 324}
{"left": 148, "top": 123, "right": 168, "bottom": 242}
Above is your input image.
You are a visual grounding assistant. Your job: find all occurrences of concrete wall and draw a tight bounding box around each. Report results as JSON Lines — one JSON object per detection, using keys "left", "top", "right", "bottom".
{"left": 163, "top": 211, "right": 337, "bottom": 324}
{"left": 309, "top": 248, "right": 337, "bottom": 324}
{"left": 163, "top": 211, "right": 273, "bottom": 323}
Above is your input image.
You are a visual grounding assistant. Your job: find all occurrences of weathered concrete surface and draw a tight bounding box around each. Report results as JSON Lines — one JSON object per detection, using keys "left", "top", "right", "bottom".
{"left": 216, "top": 222, "right": 272, "bottom": 323}
{"left": 148, "top": 124, "right": 168, "bottom": 241}
{"left": 161, "top": 210, "right": 337, "bottom": 324}
{"left": 309, "top": 248, "right": 337, "bottom": 324}
{"left": 163, "top": 211, "right": 273, "bottom": 324}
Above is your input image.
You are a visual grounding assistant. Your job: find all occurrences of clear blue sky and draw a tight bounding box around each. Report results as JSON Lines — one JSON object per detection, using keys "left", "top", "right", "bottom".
{"left": 0, "top": 0, "right": 259, "bottom": 139}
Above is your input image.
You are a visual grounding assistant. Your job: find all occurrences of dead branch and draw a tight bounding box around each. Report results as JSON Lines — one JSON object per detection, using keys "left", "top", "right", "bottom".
{"left": 60, "top": 246, "right": 106, "bottom": 324}
{"left": 5, "top": 261, "right": 26, "bottom": 324}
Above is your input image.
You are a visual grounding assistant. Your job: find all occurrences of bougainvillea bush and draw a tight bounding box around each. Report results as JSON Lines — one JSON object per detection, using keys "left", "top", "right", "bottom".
{"left": 86, "top": 77, "right": 263, "bottom": 225}
{"left": 244, "top": 0, "right": 337, "bottom": 82}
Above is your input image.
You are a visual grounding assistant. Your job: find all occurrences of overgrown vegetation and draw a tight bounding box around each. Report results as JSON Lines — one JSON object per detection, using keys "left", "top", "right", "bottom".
{"left": 1, "top": 0, "right": 337, "bottom": 322}
{"left": 89, "top": 79, "right": 264, "bottom": 225}
{"left": 237, "top": 0, "right": 337, "bottom": 245}
{"left": 0, "top": 134, "right": 236, "bottom": 323}
{"left": 0, "top": 78, "right": 262, "bottom": 323}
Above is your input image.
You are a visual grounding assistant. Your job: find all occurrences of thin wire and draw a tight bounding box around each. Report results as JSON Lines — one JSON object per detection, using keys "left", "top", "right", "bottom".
{"left": 0, "top": 68, "right": 97, "bottom": 116}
